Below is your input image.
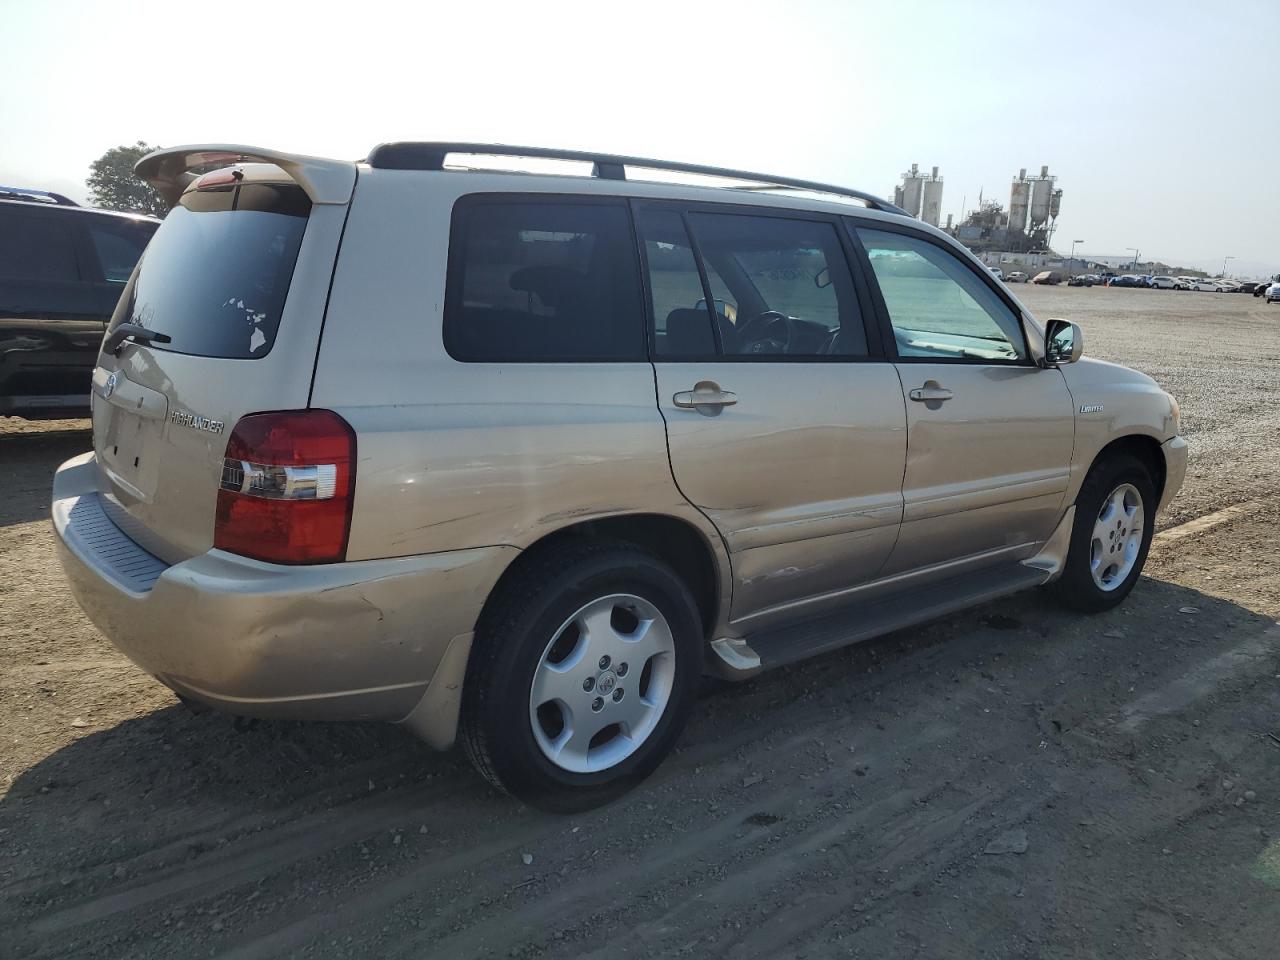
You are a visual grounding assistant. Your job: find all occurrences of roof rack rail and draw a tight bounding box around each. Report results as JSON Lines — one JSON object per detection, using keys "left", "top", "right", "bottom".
{"left": 0, "top": 185, "right": 79, "bottom": 206}
{"left": 365, "top": 142, "right": 910, "bottom": 216}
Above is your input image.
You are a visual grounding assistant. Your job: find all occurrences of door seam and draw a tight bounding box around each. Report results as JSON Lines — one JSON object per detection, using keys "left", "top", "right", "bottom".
{"left": 647, "top": 359, "right": 736, "bottom": 623}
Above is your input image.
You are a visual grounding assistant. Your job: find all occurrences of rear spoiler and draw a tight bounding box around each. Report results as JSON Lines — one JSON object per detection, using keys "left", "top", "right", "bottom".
{"left": 134, "top": 144, "right": 357, "bottom": 206}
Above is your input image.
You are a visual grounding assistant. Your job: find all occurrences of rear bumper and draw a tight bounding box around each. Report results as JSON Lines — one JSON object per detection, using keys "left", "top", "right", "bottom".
{"left": 0, "top": 394, "right": 90, "bottom": 418}
{"left": 52, "top": 452, "right": 516, "bottom": 748}
{"left": 1158, "top": 435, "right": 1189, "bottom": 516}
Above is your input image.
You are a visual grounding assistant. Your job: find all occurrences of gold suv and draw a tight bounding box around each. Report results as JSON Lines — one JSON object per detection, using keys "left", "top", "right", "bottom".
{"left": 52, "top": 143, "right": 1186, "bottom": 811}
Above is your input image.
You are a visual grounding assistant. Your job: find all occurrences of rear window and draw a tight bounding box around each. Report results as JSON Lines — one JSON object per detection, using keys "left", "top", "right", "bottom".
{"left": 110, "top": 182, "right": 310, "bottom": 359}
{"left": 443, "top": 198, "right": 645, "bottom": 362}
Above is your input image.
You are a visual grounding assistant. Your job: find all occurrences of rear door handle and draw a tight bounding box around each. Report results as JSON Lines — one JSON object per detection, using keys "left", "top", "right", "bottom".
{"left": 908, "top": 382, "right": 953, "bottom": 403}
{"left": 673, "top": 381, "right": 738, "bottom": 412}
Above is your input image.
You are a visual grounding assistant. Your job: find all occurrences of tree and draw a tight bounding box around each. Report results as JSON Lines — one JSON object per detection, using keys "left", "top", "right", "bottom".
{"left": 87, "top": 142, "right": 169, "bottom": 218}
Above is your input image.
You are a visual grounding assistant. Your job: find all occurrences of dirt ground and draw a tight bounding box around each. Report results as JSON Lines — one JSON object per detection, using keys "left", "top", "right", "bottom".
{"left": 2, "top": 286, "right": 1279, "bottom": 959}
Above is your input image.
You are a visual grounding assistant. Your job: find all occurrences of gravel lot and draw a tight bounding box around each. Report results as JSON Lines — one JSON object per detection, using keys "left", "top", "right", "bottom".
{"left": 1017, "top": 285, "right": 1280, "bottom": 525}
{"left": 2, "top": 286, "right": 1279, "bottom": 959}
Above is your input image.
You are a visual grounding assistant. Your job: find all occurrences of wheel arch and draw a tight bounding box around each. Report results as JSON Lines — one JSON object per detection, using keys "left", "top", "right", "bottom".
{"left": 1089, "top": 434, "right": 1167, "bottom": 503}
{"left": 481, "top": 513, "right": 727, "bottom": 641}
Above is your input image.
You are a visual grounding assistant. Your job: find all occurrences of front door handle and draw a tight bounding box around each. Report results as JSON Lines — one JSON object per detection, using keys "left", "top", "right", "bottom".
{"left": 908, "top": 381, "right": 953, "bottom": 403}
{"left": 673, "top": 380, "right": 738, "bottom": 413}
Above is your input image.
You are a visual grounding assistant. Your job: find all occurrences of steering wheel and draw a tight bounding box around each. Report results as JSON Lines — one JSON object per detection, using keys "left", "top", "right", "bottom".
{"left": 736, "top": 310, "right": 798, "bottom": 355}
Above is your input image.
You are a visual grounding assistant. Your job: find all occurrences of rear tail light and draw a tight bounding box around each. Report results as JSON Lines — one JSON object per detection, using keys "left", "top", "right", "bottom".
{"left": 214, "top": 410, "right": 356, "bottom": 564}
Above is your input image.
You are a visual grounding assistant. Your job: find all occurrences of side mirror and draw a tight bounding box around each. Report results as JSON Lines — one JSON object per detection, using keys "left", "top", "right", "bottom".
{"left": 1045, "top": 318, "right": 1084, "bottom": 365}
{"left": 814, "top": 266, "right": 831, "bottom": 289}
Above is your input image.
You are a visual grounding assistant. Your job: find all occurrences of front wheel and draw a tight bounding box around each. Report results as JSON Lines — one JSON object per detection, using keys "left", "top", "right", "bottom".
{"left": 461, "top": 541, "right": 703, "bottom": 812}
{"left": 1046, "top": 453, "right": 1156, "bottom": 613}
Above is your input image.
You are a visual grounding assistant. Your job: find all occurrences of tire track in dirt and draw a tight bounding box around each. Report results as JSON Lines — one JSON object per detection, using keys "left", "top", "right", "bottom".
{"left": 210, "top": 636, "right": 1060, "bottom": 959}
{"left": 4, "top": 746, "right": 447, "bottom": 899}
{"left": 1, "top": 595, "right": 1089, "bottom": 959}
{"left": 7, "top": 509, "right": 1280, "bottom": 957}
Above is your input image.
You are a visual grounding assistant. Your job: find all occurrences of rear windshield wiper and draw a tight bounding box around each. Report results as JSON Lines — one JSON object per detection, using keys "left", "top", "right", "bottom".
{"left": 104, "top": 322, "right": 173, "bottom": 356}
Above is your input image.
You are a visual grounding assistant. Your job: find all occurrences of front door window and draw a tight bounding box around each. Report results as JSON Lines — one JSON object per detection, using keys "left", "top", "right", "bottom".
{"left": 856, "top": 228, "right": 1025, "bottom": 362}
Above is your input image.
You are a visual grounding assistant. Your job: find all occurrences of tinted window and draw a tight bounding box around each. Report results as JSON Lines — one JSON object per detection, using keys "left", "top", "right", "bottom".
{"left": 0, "top": 209, "right": 79, "bottom": 282}
{"left": 700, "top": 261, "right": 738, "bottom": 325}
{"left": 686, "top": 213, "right": 867, "bottom": 357}
{"left": 856, "top": 228, "right": 1025, "bottom": 361}
{"left": 635, "top": 208, "right": 716, "bottom": 357}
{"left": 445, "top": 200, "right": 645, "bottom": 362}
{"left": 87, "top": 218, "right": 155, "bottom": 282}
{"left": 111, "top": 183, "right": 310, "bottom": 359}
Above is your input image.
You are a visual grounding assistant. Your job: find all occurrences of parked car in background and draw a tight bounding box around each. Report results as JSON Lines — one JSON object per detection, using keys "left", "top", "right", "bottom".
{"left": 1, "top": 187, "right": 158, "bottom": 419}
{"left": 1031, "top": 270, "right": 1062, "bottom": 285}
{"left": 1109, "top": 275, "right": 1143, "bottom": 287}
{"left": 1067, "top": 274, "right": 1095, "bottom": 287}
{"left": 988, "top": 266, "right": 1003, "bottom": 280}
{"left": 1239, "top": 282, "right": 1262, "bottom": 294}
{"left": 1254, "top": 278, "right": 1280, "bottom": 297}
{"left": 1190, "top": 279, "right": 1229, "bottom": 292}
{"left": 1005, "top": 271, "right": 1028, "bottom": 283}
{"left": 50, "top": 141, "right": 1187, "bottom": 811}
{"left": 1149, "top": 276, "right": 1186, "bottom": 290}
{"left": 1266, "top": 283, "right": 1280, "bottom": 304}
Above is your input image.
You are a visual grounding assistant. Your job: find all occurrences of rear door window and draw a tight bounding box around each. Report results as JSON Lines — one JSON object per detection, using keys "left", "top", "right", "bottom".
{"left": 0, "top": 208, "right": 81, "bottom": 283}
{"left": 635, "top": 208, "right": 716, "bottom": 357}
{"left": 110, "top": 182, "right": 310, "bottom": 359}
{"left": 685, "top": 212, "right": 868, "bottom": 357}
{"left": 86, "top": 218, "right": 156, "bottom": 283}
{"left": 444, "top": 198, "right": 645, "bottom": 361}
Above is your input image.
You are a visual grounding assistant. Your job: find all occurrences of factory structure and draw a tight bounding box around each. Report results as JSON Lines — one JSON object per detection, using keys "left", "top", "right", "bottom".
{"left": 892, "top": 163, "right": 1064, "bottom": 256}
{"left": 892, "top": 163, "right": 945, "bottom": 227}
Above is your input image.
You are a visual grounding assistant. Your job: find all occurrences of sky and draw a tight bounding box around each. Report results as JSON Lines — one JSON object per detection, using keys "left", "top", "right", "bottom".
{"left": 2, "top": 0, "right": 1276, "bottom": 276}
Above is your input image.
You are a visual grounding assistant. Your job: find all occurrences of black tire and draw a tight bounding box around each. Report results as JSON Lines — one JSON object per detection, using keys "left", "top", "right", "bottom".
{"left": 1045, "top": 453, "right": 1156, "bottom": 613}
{"left": 460, "top": 540, "right": 702, "bottom": 813}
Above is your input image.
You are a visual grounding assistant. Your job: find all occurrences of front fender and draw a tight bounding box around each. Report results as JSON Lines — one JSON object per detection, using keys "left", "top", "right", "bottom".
{"left": 1058, "top": 357, "right": 1179, "bottom": 506}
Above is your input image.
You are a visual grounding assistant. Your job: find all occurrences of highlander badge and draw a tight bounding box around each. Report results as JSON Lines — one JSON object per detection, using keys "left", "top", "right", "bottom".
{"left": 170, "top": 409, "right": 225, "bottom": 435}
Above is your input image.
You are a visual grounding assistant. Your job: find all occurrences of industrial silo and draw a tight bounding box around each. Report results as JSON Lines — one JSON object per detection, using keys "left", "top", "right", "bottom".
{"left": 1009, "top": 169, "right": 1031, "bottom": 234}
{"left": 1029, "top": 165, "right": 1054, "bottom": 229}
{"left": 921, "top": 166, "right": 943, "bottom": 226}
{"left": 900, "top": 163, "right": 923, "bottom": 218}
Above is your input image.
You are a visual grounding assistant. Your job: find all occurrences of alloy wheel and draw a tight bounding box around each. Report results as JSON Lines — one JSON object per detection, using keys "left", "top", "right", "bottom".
{"left": 1089, "top": 483, "right": 1145, "bottom": 592}
{"left": 528, "top": 594, "right": 676, "bottom": 774}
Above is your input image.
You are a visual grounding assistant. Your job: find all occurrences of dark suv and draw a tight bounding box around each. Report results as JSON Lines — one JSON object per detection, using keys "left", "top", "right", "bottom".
{"left": 0, "top": 188, "right": 158, "bottom": 419}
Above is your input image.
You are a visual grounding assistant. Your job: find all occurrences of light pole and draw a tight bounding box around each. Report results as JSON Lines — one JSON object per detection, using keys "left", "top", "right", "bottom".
{"left": 1070, "top": 239, "right": 1085, "bottom": 273}
{"left": 1221, "top": 255, "right": 1235, "bottom": 278}
{"left": 1127, "top": 247, "right": 1140, "bottom": 271}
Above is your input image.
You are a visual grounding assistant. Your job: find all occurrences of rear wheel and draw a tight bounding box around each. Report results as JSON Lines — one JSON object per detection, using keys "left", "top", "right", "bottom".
{"left": 461, "top": 541, "right": 702, "bottom": 812}
{"left": 1046, "top": 453, "right": 1156, "bottom": 613}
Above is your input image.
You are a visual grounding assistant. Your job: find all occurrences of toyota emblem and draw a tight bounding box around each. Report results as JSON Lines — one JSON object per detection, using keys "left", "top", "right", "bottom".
{"left": 103, "top": 372, "right": 119, "bottom": 399}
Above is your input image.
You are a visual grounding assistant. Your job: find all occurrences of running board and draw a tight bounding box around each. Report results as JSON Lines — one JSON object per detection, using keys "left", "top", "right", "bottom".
{"left": 720, "top": 563, "right": 1050, "bottom": 674}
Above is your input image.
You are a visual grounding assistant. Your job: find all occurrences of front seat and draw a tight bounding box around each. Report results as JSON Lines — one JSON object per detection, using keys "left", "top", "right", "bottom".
{"left": 663, "top": 308, "right": 716, "bottom": 356}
